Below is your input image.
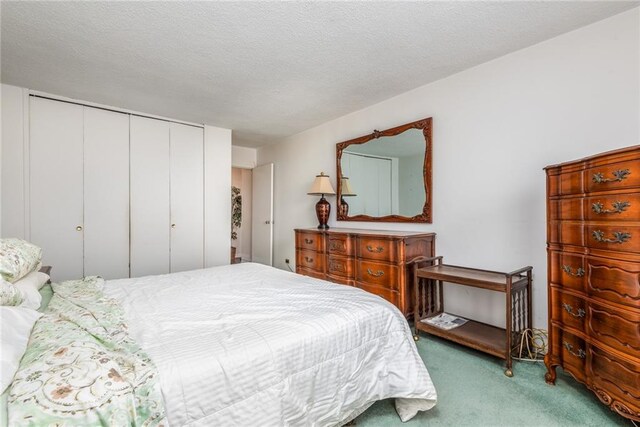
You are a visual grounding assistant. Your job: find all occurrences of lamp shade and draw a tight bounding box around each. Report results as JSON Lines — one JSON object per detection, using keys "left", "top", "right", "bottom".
{"left": 307, "top": 172, "right": 336, "bottom": 195}
{"left": 340, "top": 177, "right": 356, "bottom": 196}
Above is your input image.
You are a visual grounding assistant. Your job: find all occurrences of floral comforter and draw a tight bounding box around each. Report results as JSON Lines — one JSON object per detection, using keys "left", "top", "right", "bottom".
{"left": 7, "top": 277, "right": 166, "bottom": 426}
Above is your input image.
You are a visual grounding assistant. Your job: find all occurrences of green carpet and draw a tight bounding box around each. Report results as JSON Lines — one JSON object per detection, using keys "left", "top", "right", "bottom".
{"left": 355, "top": 335, "right": 632, "bottom": 426}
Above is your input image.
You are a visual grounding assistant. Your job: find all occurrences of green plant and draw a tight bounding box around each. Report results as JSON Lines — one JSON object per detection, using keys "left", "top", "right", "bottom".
{"left": 231, "top": 186, "right": 242, "bottom": 241}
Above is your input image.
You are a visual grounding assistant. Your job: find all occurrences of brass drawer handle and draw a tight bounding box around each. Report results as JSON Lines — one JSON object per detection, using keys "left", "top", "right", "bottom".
{"left": 592, "top": 169, "right": 630, "bottom": 184}
{"left": 304, "top": 238, "right": 313, "bottom": 244}
{"left": 592, "top": 230, "right": 631, "bottom": 244}
{"left": 562, "top": 303, "right": 586, "bottom": 318}
{"left": 591, "top": 201, "right": 630, "bottom": 214}
{"left": 366, "top": 268, "right": 384, "bottom": 277}
{"left": 366, "top": 245, "right": 384, "bottom": 253}
{"left": 562, "top": 265, "right": 585, "bottom": 277}
{"left": 563, "top": 341, "right": 586, "bottom": 359}
{"left": 304, "top": 256, "right": 313, "bottom": 263}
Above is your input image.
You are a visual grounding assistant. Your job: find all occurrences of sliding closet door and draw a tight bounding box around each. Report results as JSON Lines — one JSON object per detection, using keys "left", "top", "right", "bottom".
{"left": 170, "top": 123, "right": 204, "bottom": 272}
{"left": 130, "top": 116, "right": 171, "bottom": 277}
{"left": 30, "top": 97, "right": 84, "bottom": 281}
{"left": 83, "top": 107, "right": 130, "bottom": 279}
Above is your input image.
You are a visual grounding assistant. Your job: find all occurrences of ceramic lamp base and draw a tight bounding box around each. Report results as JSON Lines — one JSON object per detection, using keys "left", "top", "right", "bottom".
{"left": 315, "top": 195, "right": 331, "bottom": 230}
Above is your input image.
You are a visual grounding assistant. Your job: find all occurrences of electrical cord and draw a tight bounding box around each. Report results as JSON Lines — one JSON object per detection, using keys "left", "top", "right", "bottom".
{"left": 513, "top": 328, "right": 548, "bottom": 362}
{"left": 286, "top": 263, "right": 294, "bottom": 272}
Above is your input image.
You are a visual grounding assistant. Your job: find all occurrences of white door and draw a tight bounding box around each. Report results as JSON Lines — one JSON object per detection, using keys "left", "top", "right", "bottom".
{"left": 30, "top": 97, "right": 84, "bottom": 281}
{"left": 130, "top": 116, "right": 171, "bottom": 277}
{"left": 170, "top": 123, "right": 204, "bottom": 272}
{"left": 251, "top": 163, "right": 273, "bottom": 266}
{"left": 83, "top": 107, "right": 130, "bottom": 279}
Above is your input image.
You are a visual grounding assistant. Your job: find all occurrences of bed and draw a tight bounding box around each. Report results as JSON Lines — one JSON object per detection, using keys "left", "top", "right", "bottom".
{"left": 6, "top": 262, "right": 437, "bottom": 426}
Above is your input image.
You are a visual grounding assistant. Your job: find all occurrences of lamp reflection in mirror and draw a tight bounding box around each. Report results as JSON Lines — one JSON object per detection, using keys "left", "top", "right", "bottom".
{"left": 338, "top": 177, "right": 356, "bottom": 217}
{"left": 307, "top": 172, "right": 336, "bottom": 230}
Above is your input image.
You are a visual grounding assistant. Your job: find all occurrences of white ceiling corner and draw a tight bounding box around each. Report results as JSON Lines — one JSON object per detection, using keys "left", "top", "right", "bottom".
{"left": 1, "top": 1, "right": 637, "bottom": 148}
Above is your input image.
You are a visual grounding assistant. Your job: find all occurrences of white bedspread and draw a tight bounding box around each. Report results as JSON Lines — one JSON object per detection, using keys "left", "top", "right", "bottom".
{"left": 104, "top": 263, "right": 436, "bottom": 426}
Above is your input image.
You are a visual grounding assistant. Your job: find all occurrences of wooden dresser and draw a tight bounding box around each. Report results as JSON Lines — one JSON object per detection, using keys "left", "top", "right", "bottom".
{"left": 294, "top": 228, "right": 435, "bottom": 316}
{"left": 544, "top": 145, "right": 640, "bottom": 421}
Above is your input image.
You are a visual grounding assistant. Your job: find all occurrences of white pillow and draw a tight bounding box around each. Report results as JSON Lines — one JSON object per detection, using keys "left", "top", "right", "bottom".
{"left": 0, "top": 279, "right": 23, "bottom": 306}
{"left": 0, "top": 306, "right": 42, "bottom": 394}
{"left": 13, "top": 271, "right": 49, "bottom": 310}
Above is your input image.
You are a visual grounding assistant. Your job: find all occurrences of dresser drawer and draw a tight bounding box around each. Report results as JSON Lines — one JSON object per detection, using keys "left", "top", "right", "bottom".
{"left": 550, "top": 251, "right": 585, "bottom": 292}
{"left": 327, "top": 234, "right": 353, "bottom": 256}
{"left": 356, "top": 260, "right": 400, "bottom": 290}
{"left": 296, "top": 231, "right": 325, "bottom": 252}
{"left": 327, "top": 255, "right": 353, "bottom": 279}
{"left": 585, "top": 193, "right": 640, "bottom": 222}
{"left": 589, "top": 346, "right": 640, "bottom": 417}
{"left": 297, "top": 266, "right": 326, "bottom": 280}
{"left": 551, "top": 327, "right": 587, "bottom": 383}
{"left": 586, "top": 159, "right": 640, "bottom": 193}
{"left": 356, "top": 237, "right": 398, "bottom": 262}
{"left": 548, "top": 197, "right": 584, "bottom": 221}
{"left": 588, "top": 302, "right": 640, "bottom": 357}
{"left": 550, "top": 288, "right": 587, "bottom": 334}
{"left": 586, "top": 224, "right": 640, "bottom": 254}
{"left": 356, "top": 281, "right": 399, "bottom": 307}
{"left": 586, "top": 257, "right": 640, "bottom": 309}
{"left": 548, "top": 170, "right": 583, "bottom": 196}
{"left": 296, "top": 249, "right": 324, "bottom": 273}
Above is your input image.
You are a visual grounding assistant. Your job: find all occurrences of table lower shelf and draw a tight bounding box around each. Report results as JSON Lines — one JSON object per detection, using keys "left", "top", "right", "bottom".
{"left": 415, "top": 317, "right": 508, "bottom": 360}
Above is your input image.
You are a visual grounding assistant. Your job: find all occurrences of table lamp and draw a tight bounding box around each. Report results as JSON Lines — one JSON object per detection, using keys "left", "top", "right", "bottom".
{"left": 338, "top": 177, "right": 356, "bottom": 217}
{"left": 307, "top": 172, "right": 335, "bottom": 229}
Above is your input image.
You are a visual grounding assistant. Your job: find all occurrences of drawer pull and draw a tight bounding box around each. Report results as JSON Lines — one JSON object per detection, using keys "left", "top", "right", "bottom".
{"left": 304, "top": 238, "right": 314, "bottom": 244}
{"left": 563, "top": 341, "right": 586, "bottom": 359}
{"left": 591, "top": 201, "right": 631, "bottom": 214}
{"left": 592, "top": 169, "right": 631, "bottom": 184}
{"left": 366, "top": 268, "right": 384, "bottom": 277}
{"left": 592, "top": 230, "right": 631, "bottom": 244}
{"left": 304, "top": 256, "right": 314, "bottom": 263}
{"left": 562, "top": 303, "right": 586, "bottom": 318}
{"left": 561, "top": 265, "right": 585, "bottom": 277}
{"left": 366, "top": 245, "right": 384, "bottom": 253}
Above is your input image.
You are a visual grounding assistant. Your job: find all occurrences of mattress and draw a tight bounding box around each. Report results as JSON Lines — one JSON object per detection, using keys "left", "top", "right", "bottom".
{"left": 104, "top": 263, "right": 437, "bottom": 426}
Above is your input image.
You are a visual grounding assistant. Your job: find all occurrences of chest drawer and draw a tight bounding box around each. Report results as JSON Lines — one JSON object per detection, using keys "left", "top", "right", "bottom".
{"left": 586, "top": 257, "right": 640, "bottom": 309}
{"left": 327, "top": 234, "right": 353, "bottom": 256}
{"left": 550, "top": 326, "right": 587, "bottom": 383}
{"left": 588, "top": 302, "right": 640, "bottom": 357}
{"left": 356, "top": 260, "right": 399, "bottom": 290}
{"left": 586, "top": 224, "right": 640, "bottom": 254}
{"left": 585, "top": 193, "right": 640, "bottom": 222}
{"left": 296, "top": 249, "right": 324, "bottom": 273}
{"left": 356, "top": 237, "right": 398, "bottom": 262}
{"left": 550, "top": 251, "right": 585, "bottom": 293}
{"left": 550, "top": 288, "right": 587, "bottom": 334}
{"left": 589, "top": 346, "right": 640, "bottom": 416}
{"left": 296, "top": 231, "right": 325, "bottom": 253}
{"left": 586, "top": 159, "right": 640, "bottom": 193}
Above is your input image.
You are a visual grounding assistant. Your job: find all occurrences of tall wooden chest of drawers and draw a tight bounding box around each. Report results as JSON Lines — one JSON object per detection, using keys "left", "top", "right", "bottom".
{"left": 544, "top": 145, "right": 640, "bottom": 421}
{"left": 294, "top": 228, "right": 435, "bottom": 317}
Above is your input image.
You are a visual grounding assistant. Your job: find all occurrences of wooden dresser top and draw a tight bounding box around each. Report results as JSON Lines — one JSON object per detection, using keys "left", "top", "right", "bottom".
{"left": 295, "top": 227, "right": 435, "bottom": 238}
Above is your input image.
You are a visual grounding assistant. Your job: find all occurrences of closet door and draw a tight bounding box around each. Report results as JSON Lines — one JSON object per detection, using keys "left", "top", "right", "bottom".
{"left": 83, "top": 107, "right": 130, "bottom": 279}
{"left": 30, "top": 97, "right": 84, "bottom": 281}
{"left": 170, "top": 123, "right": 204, "bottom": 272}
{"left": 130, "top": 116, "right": 170, "bottom": 277}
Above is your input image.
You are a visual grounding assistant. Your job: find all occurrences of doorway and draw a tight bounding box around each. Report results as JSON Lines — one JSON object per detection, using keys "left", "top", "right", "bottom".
{"left": 231, "top": 167, "right": 252, "bottom": 263}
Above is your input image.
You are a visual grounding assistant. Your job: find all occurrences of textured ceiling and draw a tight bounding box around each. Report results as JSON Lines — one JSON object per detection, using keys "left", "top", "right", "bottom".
{"left": 1, "top": 1, "right": 637, "bottom": 147}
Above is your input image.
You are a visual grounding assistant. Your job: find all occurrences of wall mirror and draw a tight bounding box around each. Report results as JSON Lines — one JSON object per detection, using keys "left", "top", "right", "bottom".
{"left": 336, "top": 117, "right": 432, "bottom": 223}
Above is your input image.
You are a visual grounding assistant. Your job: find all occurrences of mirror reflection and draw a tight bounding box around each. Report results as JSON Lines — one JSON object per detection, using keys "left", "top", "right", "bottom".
{"left": 340, "top": 128, "right": 426, "bottom": 218}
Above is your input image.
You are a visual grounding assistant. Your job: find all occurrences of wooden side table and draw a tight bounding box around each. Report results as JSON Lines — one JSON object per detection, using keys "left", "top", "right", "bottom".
{"left": 413, "top": 256, "right": 532, "bottom": 377}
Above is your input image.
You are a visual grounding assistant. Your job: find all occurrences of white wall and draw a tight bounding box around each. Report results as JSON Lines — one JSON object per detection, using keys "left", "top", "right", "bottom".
{"left": 257, "top": 8, "right": 640, "bottom": 328}
{"left": 232, "top": 145, "right": 257, "bottom": 169}
{"left": 1, "top": 85, "right": 28, "bottom": 238}
{"left": 1, "top": 85, "right": 233, "bottom": 268}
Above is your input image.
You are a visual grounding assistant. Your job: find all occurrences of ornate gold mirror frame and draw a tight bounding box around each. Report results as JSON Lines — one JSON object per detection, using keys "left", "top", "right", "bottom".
{"left": 336, "top": 117, "right": 432, "bottom": 223}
